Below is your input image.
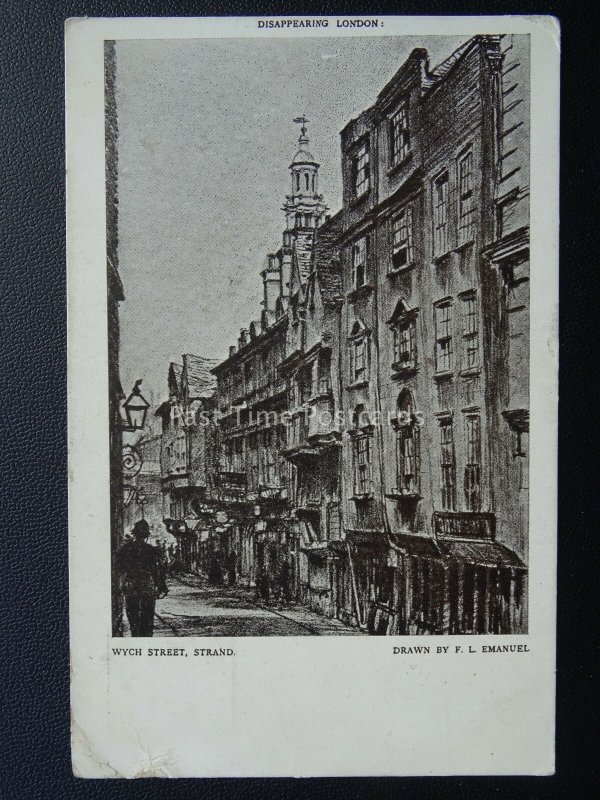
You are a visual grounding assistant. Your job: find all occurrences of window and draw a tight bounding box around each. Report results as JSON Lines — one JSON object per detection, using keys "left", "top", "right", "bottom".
{"left": 433, "top": 172, "right": 449, "bottom": 255}
{"left": 305, "top": 172, "right": 310, "bottom": 191}
{"left": 224, "top": 440, "right": 234, "bottom": 471}
{"left": 439, "top": 418, "right": 456, "bottom": 510}
{"left": 261, "top": 429, "right": 277, "bottom": 486}
{"left": 350, "top": 338, "right": 368, "bottom": 383}
{"left": 299, "top": 365, "right": 312, "bottom": 404}
{"left": 295, "top": 173, "right": 300, "bottom": 192}
{"left": 349, "top": 321, "right": 370, "bottom": 385}
{"left": 317, "top": 351, "right": 332, "bottom": 394}
{"left": 396, "top": 391, "right": 420, "bottom": 494}
{"left": 244, "top": 361, "right": 254, "bottom": 393}
{"left": 458, "top": 150, "right": 475, "bottom": 244}
{"left": 352, "top": 142, "right": 370, "bottom": 197}
{"left": 351, "top": 237, "right": 368, "bottom": 288}
{"left": 352, "top": 405, "right": 373, "bottom": 496}
{"left": 434, "top": 301, "right": 454, "bottom": 373}
{"left": 233, "top": 437, "right": 244, "bottom": 472}
{"left": 248, "top": 433, "right": 259, "bottom": 490}
{"left": 390, "top": 101, "right": 410, "bottom": 164}
{"left": 464, "top": 415, "right": 482, "bottom": 511}
{"left": 391, "top": 206, "right": 413, "bottom": 270}
{"left": 460, "top": 292, "right": 479, "bottom": 370}
{"left": 393, "top": 320, "right": 417, "bottom": 369}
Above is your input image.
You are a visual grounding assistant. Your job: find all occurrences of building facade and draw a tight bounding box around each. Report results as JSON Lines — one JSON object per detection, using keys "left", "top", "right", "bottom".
{"left": 156, "top": 354, "right": 218, "bottom": 572}
{"left": 333, "top": 35, "right": 528, "bottom": 634}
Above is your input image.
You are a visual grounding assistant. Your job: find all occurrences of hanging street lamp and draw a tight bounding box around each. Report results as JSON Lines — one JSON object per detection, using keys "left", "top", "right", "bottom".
{"left": 122, "top": 379, "right": 150, "bottom": 432}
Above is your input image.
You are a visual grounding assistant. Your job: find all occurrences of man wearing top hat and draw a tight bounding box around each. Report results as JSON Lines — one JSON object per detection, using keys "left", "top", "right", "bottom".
{"left": 116, "top": 519, "right": 168, "bottom": 637}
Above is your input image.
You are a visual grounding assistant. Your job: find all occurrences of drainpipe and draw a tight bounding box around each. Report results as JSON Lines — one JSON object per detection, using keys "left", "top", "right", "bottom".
{"left": 371, "top": 220, "right": 398, "bottom": 634}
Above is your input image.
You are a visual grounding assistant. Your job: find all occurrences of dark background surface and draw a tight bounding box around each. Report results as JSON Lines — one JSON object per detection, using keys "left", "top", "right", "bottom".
{"left": 1, "top": 1, "right": 595, "bottom": 797}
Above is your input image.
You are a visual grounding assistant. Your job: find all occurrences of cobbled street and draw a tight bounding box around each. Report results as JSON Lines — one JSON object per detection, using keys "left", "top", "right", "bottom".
{"left": 142, "top": 574, "right": 366, "bottom": 637}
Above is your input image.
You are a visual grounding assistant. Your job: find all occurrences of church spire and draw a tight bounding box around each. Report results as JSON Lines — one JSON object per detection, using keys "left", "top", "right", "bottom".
{"left": 284, "top": 116, "right": 328, "bottom": 234}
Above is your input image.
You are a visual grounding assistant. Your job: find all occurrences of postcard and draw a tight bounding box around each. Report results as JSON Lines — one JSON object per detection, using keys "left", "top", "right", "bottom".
{"left": 67, "top": 15, "right": 559, "bottom": 777}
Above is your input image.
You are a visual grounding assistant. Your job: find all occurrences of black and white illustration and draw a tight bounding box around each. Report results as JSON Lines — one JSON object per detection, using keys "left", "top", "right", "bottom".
{"left": 106, "top": 33, "right": 530, "bottom": 638}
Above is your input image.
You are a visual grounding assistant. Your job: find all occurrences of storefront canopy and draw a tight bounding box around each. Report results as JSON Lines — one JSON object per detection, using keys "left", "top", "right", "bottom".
{"left": 436, "top": 539, "right": 526, "bottom": 570}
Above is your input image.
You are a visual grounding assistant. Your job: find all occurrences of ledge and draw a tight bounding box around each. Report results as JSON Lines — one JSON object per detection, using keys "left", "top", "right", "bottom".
{"left": 391, "top": 363, "right": 418, "bottom": 379}
{"left": 347, "top": 284, "right": 374, "bottom": 303}
{"left": 455, "top": 237, "right": 475, "bottom": 252}
{"left": 386, "top": 151, "right": 414, "bottom": 178}
{"left": 432, "top": 251, "right": 453, "bottom": 267}
{"left": 346, "top": 380, "right": 369, "bottom": 391}
{"left": 386, "top": 490, "right": 421, "bottom": 502}
{"left": 387, "top": 262, "right": 415, "bottom": 278}
{"left": 349, "top": 190, "right": 371, "bottom": 209}
{"left": 350, "top": 493, "right": 374, "bottom": 503}
{"left": 433, "top": 370, "right": 453, "bottom": 381}
{"left": 459, "top": 367, "right": 481, "bottom": 378}
{"left": 306, "top": 391, "right": 333, "bottom": 405}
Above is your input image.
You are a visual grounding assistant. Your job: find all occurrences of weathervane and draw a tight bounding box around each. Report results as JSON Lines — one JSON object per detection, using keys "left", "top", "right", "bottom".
{"left": 293, "top": 115, "right": 309, "bottom": 140}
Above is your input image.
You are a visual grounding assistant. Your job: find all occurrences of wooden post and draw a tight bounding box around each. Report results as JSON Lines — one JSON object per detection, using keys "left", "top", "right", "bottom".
{"left": 405, "top": 555, "right": 413, "bottom": 635}
{"left": 483, "top": 568, "right": 491, "bottom": 634}
{"left": 473, "top": 567, "right": 481, "bottom": 634}
{"left": 347, "top": 541, "right": 363, "bottom": 628}
{"left": 508, "top": 568, "right": 516, "bottom": 633}
{"left": 457, "top": 563, "right": 464, "bottom": 634}
{"left": 441, "top": 563, "right": 451, "bottom": 634}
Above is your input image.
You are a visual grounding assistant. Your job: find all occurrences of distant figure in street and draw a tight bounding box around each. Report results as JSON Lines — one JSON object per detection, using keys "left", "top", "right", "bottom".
{"left": 255, "top": 564, "right": 270, "bottom": 603}
{"left": 116, "top": 520, "right": 168, "bottom": 637}
{"left": 207, "top": 552, "right": 223, "bottom": 586}
{"left": 278, "top": 557, "right": 292, "bottom": 602}
{"left": 226, "top": 550, "right": 237, "bottom": 587}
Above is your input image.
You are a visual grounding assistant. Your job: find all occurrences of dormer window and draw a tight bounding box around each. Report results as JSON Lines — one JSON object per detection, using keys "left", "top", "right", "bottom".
{"left": 352, "top": 141, "right": 370, "bottom": 197}
{"left": 391, "top": 205, "right": 414, "bottom": 270}
{"left": 390, "top": 100, "right": 410, "bottom": 165}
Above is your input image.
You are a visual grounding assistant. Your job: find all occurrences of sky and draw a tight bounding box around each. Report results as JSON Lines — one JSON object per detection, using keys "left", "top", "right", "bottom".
{"left": 114, "top": 34, "right": 468, "bottom": 410}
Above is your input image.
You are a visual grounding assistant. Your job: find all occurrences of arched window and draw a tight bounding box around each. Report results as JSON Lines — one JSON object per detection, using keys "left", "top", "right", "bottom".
{"left": 305, "top": 172, "right": 310, "bottom": 191}
{"left": 395, "top": 390, "right": 420, "bottom": 495}
{"left": 296, "top": 173, "right": 300, "bottom": 192}
{"left": 388, "top": 300, "right": 418, "bottom": 372}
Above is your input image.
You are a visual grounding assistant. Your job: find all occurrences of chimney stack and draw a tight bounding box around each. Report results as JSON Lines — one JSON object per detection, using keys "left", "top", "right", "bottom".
{"left": 262, "top": 254, "right": 282, "bottom": 312}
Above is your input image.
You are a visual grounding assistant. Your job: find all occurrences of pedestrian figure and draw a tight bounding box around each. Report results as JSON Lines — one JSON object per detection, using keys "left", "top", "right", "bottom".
{"left": 255, "top": 564, "right": 270, "bottom": 602}
{"left": 278, "top": 557, "right": 292, "bottom": 602}
{"left": 116, "top": 520, "right": 168, "bottom": 637}
{"left": 207, "top": 551, "right": 223, "bottom": 586}
{"left": 226, "top": 550, "right": 237, "bottom": 587}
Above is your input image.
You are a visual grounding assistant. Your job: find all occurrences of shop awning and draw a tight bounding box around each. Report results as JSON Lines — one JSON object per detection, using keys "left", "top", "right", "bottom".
{"left": 436, "top": 539, "right": 526, "bottom": 570}
{"left": 389, "top": 533, "right": 440, "bottom": 559}
{"left": 346, "top": 529, "right": 388, "bottom": 549}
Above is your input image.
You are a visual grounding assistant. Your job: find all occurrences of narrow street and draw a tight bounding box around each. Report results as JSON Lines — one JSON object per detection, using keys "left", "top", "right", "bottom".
{"left": 144, "top": 574, "right": 365, "bottom": 637}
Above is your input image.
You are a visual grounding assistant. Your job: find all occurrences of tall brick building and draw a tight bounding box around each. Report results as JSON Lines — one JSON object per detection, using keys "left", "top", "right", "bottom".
{"left": 333, "top": 34, "right": 529, "bottom": 634}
